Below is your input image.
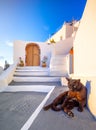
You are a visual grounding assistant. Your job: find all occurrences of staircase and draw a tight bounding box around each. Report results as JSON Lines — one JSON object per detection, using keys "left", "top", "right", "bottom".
{"left": 13, "top": 66, "right": 62, "bottom": 83}
{"left": 50, "top": 55, "right": 68, "bottom": 76}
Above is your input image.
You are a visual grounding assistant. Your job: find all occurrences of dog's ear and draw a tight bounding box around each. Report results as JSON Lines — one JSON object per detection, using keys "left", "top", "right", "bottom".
{"left": 77, "top": 79, "right": 80, "bottom": 83}
{"left": 66, "top": 77, "right": 70, "bottom": 81}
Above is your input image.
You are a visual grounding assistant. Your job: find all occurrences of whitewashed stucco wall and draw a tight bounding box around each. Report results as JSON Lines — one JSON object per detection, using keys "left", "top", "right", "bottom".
{"left": 13, "top": 39, "right": 73, "bottom": 73}
{"left": 54, "top": 37, "right": 73, "bottom": 55}
{"left": 73, "top": 0, "right": 96, "bottom": 119}
{"left": 46, "top": 21, "right": 78, "bottom": 43}
{"left": 14, "top": 40, "right": 26, "bottom": 64}
{"left": 46, "top": 25, "right": 66, "bottom": 43}
{"left": 0, "top": 62, "right": 17, "bottom": 89}
{"left": 13, "top": 40, "right": 54, "bottom": 66}
{"left": 74, "top": 0, "right": 96, "bottom": 76}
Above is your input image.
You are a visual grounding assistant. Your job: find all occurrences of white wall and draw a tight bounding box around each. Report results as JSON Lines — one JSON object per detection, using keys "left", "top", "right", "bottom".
{"left": 46, "top": 21, "right": 79, "bottom": 43}
{"left": 13, "top": 41, "right": 54, "bottom": 66}
{"left": 0, "top": 62, "right": 17, "bottom": 88}
{"left": 66, "top": 24, "right": 73, "bottom": 38}
{"left": 46, "top": 25, "right": 66, "bottom": 43}
{"left": 14, "top": 40, "right": 26, "bottom": 64}
{"left": 54, "top": 37, "right": 73, "bottom": 55}
{"left": 36, "top": 42, "right": 54, "bottom": 66}
{"left": 74, "top": 0, "right": 96, "bottom": 76}
{"left": 13, "top": 39, "right": 73, "bottom": 73}
{"left": 73, "top": 0, "right": 96, "bottom": 119}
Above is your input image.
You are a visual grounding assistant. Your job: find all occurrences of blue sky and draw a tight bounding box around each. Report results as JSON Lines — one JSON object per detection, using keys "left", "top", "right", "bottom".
{"left": 0, "top": 0, "right": 87, "bottom": 67}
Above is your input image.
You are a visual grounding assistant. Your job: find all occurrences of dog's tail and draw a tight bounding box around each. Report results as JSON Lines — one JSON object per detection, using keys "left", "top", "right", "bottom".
{"left": 43, "top": 103, "right": 52, "bottom": 111}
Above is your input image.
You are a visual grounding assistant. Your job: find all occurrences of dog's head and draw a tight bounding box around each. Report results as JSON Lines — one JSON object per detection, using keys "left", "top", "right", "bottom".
{"left": 66, "top": 78, "right": 81, "bottom": 91}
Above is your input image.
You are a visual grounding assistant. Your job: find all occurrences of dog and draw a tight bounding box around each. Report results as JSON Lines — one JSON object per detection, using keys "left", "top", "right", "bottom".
{"left": 43, "top": 78, "right": 87, "bottom": 117}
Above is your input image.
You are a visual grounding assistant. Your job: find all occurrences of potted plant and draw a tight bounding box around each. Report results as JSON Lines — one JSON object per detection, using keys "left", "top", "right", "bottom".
{"left": 42, "top": 56, "right": 48, "bottom": 67}
{"left": 70, "top": 47, "right": 73, "bottom": 55}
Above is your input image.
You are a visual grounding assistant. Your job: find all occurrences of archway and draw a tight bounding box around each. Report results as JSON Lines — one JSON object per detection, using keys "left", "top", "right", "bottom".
{"left": 25, "top": 43, "right": 40, "bottom": 66}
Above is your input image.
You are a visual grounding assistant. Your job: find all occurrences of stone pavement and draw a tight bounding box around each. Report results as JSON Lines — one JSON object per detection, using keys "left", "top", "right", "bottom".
{"left": 29, "top": 87, "right": 96, "bottom": 130}
{"left": 0, "top": 92, "right": 47, "bottom": 130}
{"left": 0, "top": 86, "right": 96, "bottom": 130}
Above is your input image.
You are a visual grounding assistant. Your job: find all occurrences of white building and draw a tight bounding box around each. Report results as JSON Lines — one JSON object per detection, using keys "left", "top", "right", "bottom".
{"left": 46, "top": 20, "right": 80, "bottom": 43}
{"left": 1, "top": 0, "right": 96, "bottom": 119}
{"left": 13, "top": 20, "right": 79, "bottom": 75}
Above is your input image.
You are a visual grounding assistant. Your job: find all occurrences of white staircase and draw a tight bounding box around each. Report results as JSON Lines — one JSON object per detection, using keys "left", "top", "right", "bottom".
{"left": 50, "top": 55, "right": 68, "bottom": 76}
{"left": 13, "top": 66, "right": 62, "bottom": 82}
{"left": 14, "top": 67, "right": 49, "bottom": 76}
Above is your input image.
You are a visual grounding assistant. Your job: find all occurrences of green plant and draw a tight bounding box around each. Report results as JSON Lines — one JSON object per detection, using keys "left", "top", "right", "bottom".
{"left": 50, "top": 38, "right": 56, "bottom": 43}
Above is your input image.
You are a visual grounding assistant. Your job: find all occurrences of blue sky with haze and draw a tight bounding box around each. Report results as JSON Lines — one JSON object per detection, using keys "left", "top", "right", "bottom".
{"left": 0, "top": 0, "right": 86, "bottom": 67}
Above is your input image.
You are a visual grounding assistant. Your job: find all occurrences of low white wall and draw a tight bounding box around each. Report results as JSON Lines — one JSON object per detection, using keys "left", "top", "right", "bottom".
{"left": 0, "top": 66, "right": 3, "bottom": 75}
{"left": 0, "top": 62, "right": 17, "bottom": 88}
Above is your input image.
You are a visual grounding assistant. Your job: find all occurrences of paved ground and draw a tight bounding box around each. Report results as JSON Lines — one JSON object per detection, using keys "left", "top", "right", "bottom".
{"left": 29, "top": 87, "right": 96, "bottom": 130}
{"left": 0, "top": 92, "right": 47, "bottom": 130}
{"left": 0, "top": 84, "right": 96, "bottom": 130}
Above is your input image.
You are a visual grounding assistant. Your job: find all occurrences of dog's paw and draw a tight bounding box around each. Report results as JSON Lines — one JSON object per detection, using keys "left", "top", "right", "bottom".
{"left": 68, "top": 111, "right": 74, "bottom": 117}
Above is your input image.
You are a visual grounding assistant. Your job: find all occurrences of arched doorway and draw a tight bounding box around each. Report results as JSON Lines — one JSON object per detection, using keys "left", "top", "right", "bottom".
{"left": 25, "top": 43, "right": 40, "bottom": 66}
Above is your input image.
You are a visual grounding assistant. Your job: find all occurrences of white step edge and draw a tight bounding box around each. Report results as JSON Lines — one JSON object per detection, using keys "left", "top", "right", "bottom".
{"left": 14, "top": 71, "right": 49, "bottom": 76}
{"left": 16, "top": 66, "right": 49, "bottom": 71}
{"left": 1, "top": 85, "right": 54, "bottom": 93}
{"left": 13, "top": 76, "right": 61, "bottom": 82}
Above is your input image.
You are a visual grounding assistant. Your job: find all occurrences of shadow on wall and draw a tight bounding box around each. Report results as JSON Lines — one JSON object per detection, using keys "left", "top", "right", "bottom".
{"left": 85, "top": 80, "right": 91, "bottom": 112}
{"left": 86, "top": 80, "right": 91, "bottom": 101}
{"left": 85, "top": 80, "right": 96, "bottom": 119}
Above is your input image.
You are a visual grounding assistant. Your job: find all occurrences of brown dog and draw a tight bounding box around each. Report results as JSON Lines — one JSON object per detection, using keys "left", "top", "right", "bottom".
{"left": 61, "top": 78, "right": 87, "bottom": 116}
{"left": 43, "top": 78, "right": 87, "bottom": 117}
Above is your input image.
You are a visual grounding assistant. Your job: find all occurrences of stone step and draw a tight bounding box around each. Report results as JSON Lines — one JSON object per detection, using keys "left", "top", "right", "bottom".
{"left": 3, "top": 85, "right": 54, "bottom": 93}
{"left": 9, "top": 81, "right": 61, "bottom": 86}
{"left": 14, "top": 71, "right": 49, "bottom": 76}
{"left": 13, "top": 76, "right": 61, "bottom": 82}
{"left": 50, "top": 55, "right": 68, "bottom": 76}
{"left": 16, "top": 66, "right": 49, "bottom": 71}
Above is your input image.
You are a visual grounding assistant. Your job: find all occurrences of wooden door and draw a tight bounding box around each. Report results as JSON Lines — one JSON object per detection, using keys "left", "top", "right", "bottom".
{"left": 25, "top": 43, "right": 40, "bottom": 66}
